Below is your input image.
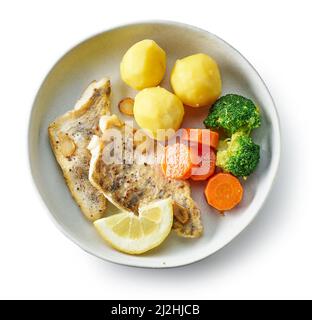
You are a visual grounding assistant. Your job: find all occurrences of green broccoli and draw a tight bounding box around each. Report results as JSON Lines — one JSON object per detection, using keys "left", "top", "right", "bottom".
{"left": 217, "top": 132, "right": 260, "bottom": 178}
{"left": 204, "top": 94, "right": 261, "bottom": 134}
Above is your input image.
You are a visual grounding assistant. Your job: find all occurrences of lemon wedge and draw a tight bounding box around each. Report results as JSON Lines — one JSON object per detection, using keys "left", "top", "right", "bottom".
{"left": 94, "top": 198, "right": 173, "bottom": 255}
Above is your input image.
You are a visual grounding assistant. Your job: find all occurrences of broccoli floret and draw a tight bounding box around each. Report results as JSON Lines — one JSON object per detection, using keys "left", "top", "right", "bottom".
{"left": 217, "top": 132, "right": 260, "bottom": 177}
{"left": 204, "top": 94, "right": 261, "bottom": 134}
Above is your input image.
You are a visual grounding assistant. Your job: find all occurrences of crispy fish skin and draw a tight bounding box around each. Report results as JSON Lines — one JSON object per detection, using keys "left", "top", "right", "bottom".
{"left": 88, "top": 124, "right": 203, "bottom": 238}
{"left": 48, "top": 78, "right": 111, "bottom": 221}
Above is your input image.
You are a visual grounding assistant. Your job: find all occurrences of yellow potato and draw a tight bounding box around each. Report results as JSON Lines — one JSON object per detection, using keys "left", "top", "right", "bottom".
{"left": 120, "top": 39, "right": 166, "bottom": 90}
{"left": 170, "top": 53, "right": 222, "bottom": 108}
{"left": 134, "top": 87, "right": 184, "bottom": 140}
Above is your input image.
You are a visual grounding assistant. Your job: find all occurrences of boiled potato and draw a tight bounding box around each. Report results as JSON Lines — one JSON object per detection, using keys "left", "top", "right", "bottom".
{"left": 134, "top": 87, "right": 184, "bottom": 140}
{"left": 170, "top": 53, "right": 222, "bottom": 108}
{"left": 120, "top": 39, "right": 166, "bottom": 90}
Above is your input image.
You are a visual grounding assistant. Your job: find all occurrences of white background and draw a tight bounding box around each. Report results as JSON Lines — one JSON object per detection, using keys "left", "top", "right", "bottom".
{"left": 0, "top": 0, "right": 311, "bottom": 300}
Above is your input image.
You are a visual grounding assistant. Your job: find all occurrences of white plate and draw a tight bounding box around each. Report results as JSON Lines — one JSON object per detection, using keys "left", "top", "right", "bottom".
{"left": 28, "top": 21, "right": 280, "bottom": 268}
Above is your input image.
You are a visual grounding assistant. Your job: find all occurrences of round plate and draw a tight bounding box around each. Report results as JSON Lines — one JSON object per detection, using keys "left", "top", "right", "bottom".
{"left": 28, "top": 21, "right": 281, "bottom": 268}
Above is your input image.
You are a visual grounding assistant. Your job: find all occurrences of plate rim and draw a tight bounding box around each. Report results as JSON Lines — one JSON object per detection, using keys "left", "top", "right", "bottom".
{"left": 28, "top": 19, "right": 281, "bottom": 269}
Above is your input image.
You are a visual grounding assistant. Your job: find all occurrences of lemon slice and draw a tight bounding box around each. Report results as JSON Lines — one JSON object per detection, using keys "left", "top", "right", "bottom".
{"left": 94, "top": 198, "right": 173, "bottom": 254}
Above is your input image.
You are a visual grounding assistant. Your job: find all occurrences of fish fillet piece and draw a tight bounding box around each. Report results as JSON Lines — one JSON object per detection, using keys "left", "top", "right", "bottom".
{"left": 88, "top": 122, "right": 203, "bottom": 238}
{"left": 48, "top": 78, "right": 111, "bottom": 221}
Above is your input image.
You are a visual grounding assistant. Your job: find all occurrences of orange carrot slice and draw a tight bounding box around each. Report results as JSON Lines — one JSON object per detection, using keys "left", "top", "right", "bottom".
{"left": 181, "top": 129, "right": 219, "bottom": 150}
{"left": 162, "top": 143, "right": 193, "bottom": 180}
{"left": 191, "top": 148, "right": 216, "bottom": 181}
{"left": 205, "top": 173, "right": 244, "bottom": 212}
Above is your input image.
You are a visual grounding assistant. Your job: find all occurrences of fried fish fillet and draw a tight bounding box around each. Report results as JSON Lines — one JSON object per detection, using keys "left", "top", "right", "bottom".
{"left": 48, "top": 78, "right": 111, "bottom": 221}
{"left": 88, "top": 121, "right": 203, "bottom": 238}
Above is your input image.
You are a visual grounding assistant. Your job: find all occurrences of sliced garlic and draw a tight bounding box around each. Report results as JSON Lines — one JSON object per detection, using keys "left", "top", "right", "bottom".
{"left": 118, "top": 97, "right": 134, "bottom": 116}
{"left": 58, "top": 133, "right": 76, "bottom": 157}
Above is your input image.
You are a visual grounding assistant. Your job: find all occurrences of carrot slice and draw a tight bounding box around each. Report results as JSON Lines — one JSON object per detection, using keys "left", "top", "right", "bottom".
{"left": 162, "top": 143, "right": 193, "bottom": 180}
{"left": 191, "top": 148, "right": 216, "bottom": 181}
{"left": 205, "top": 173, "right": 244, "bottom": 212}
{"left": 189, "top": 144, "right": 203, "bottom": 167}
{"left": 182, "top": 129, "right": 219, "bottom": 150}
